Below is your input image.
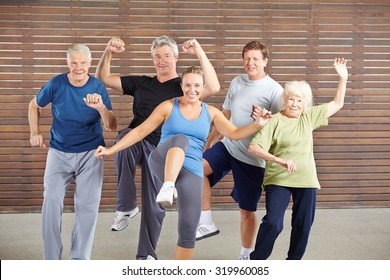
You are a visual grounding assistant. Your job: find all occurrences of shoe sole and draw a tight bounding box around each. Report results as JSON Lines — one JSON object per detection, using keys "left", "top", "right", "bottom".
{"left": 110, "top": 209, "right": 140, "bottom": 232}
{"left": 196, "top": 229, "right": 220, "bottom": 241}
{"left": 156, "top": 188, "right": 177, "bottom": 207}
{"left": 111, "top": 224, "right": 128, "bottom": 232}
{"left": 156, "top": 200, "right": 173, "bottom": 207}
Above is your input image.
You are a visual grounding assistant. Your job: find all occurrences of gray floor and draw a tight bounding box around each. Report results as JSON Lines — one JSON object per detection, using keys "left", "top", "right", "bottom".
{"left": 1, "top": 208, "right": 390, "bottom": 260}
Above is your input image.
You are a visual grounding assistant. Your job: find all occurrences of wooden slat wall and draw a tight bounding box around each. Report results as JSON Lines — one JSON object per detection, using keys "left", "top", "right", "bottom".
{"left": 0, "top": 0, "right": 389, "bottom": 213}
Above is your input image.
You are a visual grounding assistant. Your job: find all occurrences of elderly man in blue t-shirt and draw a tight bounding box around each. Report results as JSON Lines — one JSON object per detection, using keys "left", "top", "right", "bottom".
{"left": 28, "top": 43, "right": 117, "bottom": 260}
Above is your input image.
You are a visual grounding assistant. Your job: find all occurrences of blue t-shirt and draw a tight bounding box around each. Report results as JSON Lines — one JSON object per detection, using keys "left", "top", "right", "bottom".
{"left": 159, "top": 98, "right": 211, "bottom": 178}
{"left": 36, "top": 73, "right": 112, "bottom": 153}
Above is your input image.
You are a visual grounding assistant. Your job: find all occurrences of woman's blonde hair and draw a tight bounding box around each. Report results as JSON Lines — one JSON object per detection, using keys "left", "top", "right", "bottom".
{"left": 282, "top": 80, "right": 313, "bottom": 112}
{"left": 181, "top": 66, "right": 205, "bottom": 84}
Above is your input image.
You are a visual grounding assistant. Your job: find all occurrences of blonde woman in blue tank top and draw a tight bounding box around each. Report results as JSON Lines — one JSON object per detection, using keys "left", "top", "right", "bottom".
{"left": 96, "top": 66, "right": 272, "bottom": 259}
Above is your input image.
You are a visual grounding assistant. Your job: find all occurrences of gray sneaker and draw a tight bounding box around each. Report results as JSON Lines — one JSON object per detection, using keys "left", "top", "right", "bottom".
{"left": 196, "top": 222, "right": 220, "bottom": 241}
{"left": 111, "top": 207, "right": 139, "bottom": 231}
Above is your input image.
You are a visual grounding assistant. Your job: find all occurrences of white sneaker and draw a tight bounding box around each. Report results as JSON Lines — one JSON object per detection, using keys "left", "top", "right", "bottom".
{"left": 146, "top": 255, "right": 156, "bottom": 260}
{"left": 156, "top": 185, "right": 177, "bottom": 206}
{"left": 196, "top": 222, "right": 220, "bottom": 241}
{"left": 110, "top": 207, "right": 139, "bottom": 231}
{"left": 239, "top": 255, "right": 250, "bottom": 260}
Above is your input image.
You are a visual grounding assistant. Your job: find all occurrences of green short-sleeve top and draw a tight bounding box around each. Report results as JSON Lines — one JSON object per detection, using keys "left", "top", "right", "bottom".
{"left": 250, "top": 103, "right": 329, "bottom": 189}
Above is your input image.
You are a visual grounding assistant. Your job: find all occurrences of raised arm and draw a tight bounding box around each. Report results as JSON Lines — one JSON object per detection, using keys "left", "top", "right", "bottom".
{"left": 327, "top": 58, "right": 348, "bottom": 117}
{"left": 182, "top": 39, "right": 221, "bottom": 99}
{"left": 28, "top": 97, "right": 46, "bottom": 147}
{"left": 209, "top": 106, "right": 271, "bottom": 141}
{"left": 96, "top": 37, "right": 126, "bottom": 92}
{"left": 95, "top": 100, "right": 172, "bottom": 158}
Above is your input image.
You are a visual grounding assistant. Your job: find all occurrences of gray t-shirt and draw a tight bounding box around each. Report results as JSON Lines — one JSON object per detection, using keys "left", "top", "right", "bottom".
{"left": 221, "top": 74, "right": 283, "bottom": 167}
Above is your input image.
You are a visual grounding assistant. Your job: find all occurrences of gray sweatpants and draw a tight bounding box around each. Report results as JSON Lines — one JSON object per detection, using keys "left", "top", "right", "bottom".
{"left": 42, "top": 148, "right": 103, "bottom": 260}
{"left": 149, "top": 134, "right": 203, "bottom": 250}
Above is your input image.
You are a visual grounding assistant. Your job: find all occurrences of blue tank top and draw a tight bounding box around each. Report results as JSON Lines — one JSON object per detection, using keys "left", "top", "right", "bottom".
{"left": 159, "top": 98, "right": 211, "bottom": 177}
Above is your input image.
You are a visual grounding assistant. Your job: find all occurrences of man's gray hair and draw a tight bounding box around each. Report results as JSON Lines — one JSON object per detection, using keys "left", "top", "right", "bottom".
{"left": 67, "top": 44, "right": 92, "bottom": 60}
{"left": 151, "top": 35, "right": 179, "bottom": 56}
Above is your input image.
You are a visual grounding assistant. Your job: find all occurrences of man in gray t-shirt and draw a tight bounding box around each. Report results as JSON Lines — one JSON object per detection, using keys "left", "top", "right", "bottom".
{"left": 197, "top": 41, "right": 283, "bottom": 260}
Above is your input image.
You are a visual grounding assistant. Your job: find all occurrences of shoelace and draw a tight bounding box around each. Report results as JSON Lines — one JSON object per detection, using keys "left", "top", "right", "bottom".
{"left": 114, "top": 213, "right": 129, "bottom": 221}
{"left": 160, "top": 185, "right": 177, "bottom": 198}
{"left": 161, "top": 185, "right": 174, "bottom": 192}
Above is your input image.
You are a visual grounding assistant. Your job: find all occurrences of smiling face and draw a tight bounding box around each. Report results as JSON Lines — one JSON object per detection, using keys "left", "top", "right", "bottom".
{"left": 67, "top": 51, "right": 91, "bottom": 86}
{"left": 242, "top": 49, "right": 268, "bottom": 80}
{"left": 282, "top": 80, "right": 313, "bottom": 118}
{"left": 152, "top": 45, "right": 178, "bottom": 77}
{"left": 283, "top": 92, "right": 306, "bottom": 118}
{"left": 181, "top": 72, "right": 205, "bottom": 103}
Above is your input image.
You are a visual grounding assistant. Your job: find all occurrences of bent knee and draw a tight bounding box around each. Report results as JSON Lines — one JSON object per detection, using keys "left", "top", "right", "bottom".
{"left": 202, "top": 158, "right": 213, "bottom": 175}
{"left": 263, "top": 214, "right": 284, "bottom": 233}
{"left": 240, "top": 209, "right": 256, "bottom": 220}
{"left": 170, "top": 134, "right": 189, "bottom": 153}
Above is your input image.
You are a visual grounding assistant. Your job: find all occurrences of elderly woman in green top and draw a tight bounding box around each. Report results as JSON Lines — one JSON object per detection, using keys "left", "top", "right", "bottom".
{"left": 248, "top": 58, "right": 348, "bottom": 260}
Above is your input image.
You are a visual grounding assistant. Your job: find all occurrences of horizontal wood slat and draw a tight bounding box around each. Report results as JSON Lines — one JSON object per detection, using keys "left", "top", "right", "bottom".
{"left": 0, "top": 0, "right": 389, "bottom": 213}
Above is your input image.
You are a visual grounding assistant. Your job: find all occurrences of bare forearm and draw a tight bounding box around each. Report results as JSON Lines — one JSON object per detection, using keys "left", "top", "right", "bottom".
{"left": 212, "top": 107, "right": 263, "bottom": 141}
{"left": 327, "top": 77, "right": 347, "bottom": 117}
{"left": 334, "top": 78, "right": 347, "bottom": 107}
{"left": 228, "top": 122, "right": 262, "bottom": 141}
{"left": 197, "top": 50, "right": 220, "bottom": 98}
{"left": 248, "top": 144, "right": 280, "bottom": 164}
{"left": 248, "top": 144, "right": 296, "bottom": 174}
{"left": 99, "top": 107, "right": 117, "bottom": 131}
{"left": 328, "top": 58, "right": 349, "bottom": 117}
{"left": 96, "top": 49, "right": 113, "bottom": 80}
{"left": 28, "top": 99, "right": 40, "bottom": 136}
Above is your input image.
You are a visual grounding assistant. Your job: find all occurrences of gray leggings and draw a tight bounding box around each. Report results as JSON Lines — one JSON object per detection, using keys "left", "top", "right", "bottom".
{"left": 149, "top": 134, "right": 203, "bottom": 249}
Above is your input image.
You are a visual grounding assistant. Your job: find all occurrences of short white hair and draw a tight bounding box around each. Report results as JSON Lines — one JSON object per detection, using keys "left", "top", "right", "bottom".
{"left": 67, "top": 44, "right": 92, "bottom": 61}
{"left": 282, "top": 80, "right": 313, "bottom": 112}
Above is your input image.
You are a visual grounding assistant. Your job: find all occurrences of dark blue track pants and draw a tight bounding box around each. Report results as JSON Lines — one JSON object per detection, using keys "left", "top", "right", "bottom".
{"left": 250, "top": 185, "right": 316, "bottom": 260}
